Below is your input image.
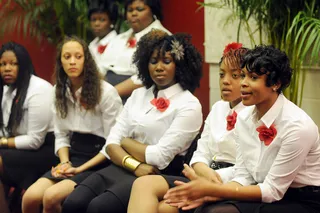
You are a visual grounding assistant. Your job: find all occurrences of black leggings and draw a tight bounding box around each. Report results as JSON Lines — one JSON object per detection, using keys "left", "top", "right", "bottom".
{"left": 62, "top": 185, "right": 125, "bottom": 213}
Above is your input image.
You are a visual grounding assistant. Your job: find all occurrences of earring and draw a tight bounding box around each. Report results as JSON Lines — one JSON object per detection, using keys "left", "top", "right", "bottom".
{"left": 110, "top": 24, "right": 114, "bottom": 29}
{"left": 273, "top": 87, "right": 277, "bottom": 92}
{"left": 153, "top": 15, "right": 158, "bottom": 20}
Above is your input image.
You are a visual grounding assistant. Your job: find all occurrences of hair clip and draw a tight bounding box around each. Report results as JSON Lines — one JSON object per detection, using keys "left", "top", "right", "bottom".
{"left": 223, "top": 42, "right": 243, "bottom": 55}
{"left": 170, "top": 40, "right": 184, "bottom": 60}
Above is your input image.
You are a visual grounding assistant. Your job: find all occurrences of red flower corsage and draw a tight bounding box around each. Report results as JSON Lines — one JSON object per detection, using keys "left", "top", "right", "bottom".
{"left": 223, "top": 42, "right": 243, "bottom": 54}
{"left": 256, "top": 124, "right": 277, "bottom": 146}
{"left": 150, "top": 97, "right": 170, "bottom": 112}
{"left": 97, "top": 44, "right": 107, "bottom": 54}
{"left": 226, "top": 111, "right": 237, "bottom": 131}
{"left": 127, "top": 37, "right": 137, "bottom": 48}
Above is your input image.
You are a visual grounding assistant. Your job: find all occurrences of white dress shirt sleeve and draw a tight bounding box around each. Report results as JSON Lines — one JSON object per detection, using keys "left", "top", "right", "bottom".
{"left": 258, "top": 122, "right": 319, "bottom": 203}
{"left": 102, "top": 94, "right": 132, "bottom": 159}
{"left": 231, "top": 128, "right": 256, "bottom": 186}
{"left": 53, "top": 107, "right": 71, "bottom": 156}
{"left": 99, "top": 84, "right": 123, "bottom": 157}
{"left": 15, "top": 85, "right": 53, "bottom": 150}
{"left": 190, "top": 110, "right": 214, "bottom": 166}
{"left": 145, "top": 101, "right": 203, "bottom": 170}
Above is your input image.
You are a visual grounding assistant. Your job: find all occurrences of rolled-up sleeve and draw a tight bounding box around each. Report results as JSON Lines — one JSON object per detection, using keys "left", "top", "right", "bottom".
{"left": 99, "top": 85, "right": 123, "bottom": 158}
{"left": 15, "top": 86, "right": 53, "bottom": 150}
{"left": 145, "top": 101, "right": 202, "bottom": 170}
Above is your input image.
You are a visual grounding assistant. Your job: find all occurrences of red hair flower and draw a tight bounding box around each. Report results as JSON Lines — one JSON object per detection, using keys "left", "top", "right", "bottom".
{"left": 127, "top": 37, "right": 137, "bottom": 48}
{"left": 97, "top": 45, "right": 107, "bottom": 54}
{"left": 223, "top": 42, "right": 243, "bottom": 54}
{"left": 226, "top": 111, "right": 237, "bottom": 131}
{"left": 256, "top": 124, "right": 277, "bottom": 146}
{"left": 150, "top": 97, "right": 170, "bottom": 112}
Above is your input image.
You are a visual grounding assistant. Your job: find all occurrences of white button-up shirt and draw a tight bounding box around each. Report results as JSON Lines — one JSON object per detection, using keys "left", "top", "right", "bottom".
{"left": 231, "top": 94, "right": 320, "bottom": 203}
{"left": 103, "top": 83, "right": 203, "bottom": 170}
{"left": 89, "top": 30, "right": 117, "bottom": 76}
{"left": 1, "top": 75, "right": 54, "bottom": 149}
{"left": 54, "top": 81, "right": 122, "bottom": 157}
{"left": 100, "top": 20, "right": 171, "bottom": 84}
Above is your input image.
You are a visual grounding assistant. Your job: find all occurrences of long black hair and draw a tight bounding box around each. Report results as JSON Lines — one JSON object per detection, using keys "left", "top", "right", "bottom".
{"left": 0, "top": 42, "right": 35, "bottom": 136}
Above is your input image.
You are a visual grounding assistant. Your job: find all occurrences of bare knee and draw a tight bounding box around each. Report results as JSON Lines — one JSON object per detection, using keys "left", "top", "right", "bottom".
{"left": 22, "top": 183, "right": 46, "bottom": 212}
{"left": 42, "top": 186, "right": 62, "bottom": 211}
{"left": 132, "top": 175, "right": 169, "bottom": 198}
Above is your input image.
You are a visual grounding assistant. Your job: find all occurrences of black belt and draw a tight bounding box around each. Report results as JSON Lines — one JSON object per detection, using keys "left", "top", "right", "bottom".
{"left": 210, "top": 160, "right": 234, "bottom": 170}
{"left": 290, "top": 186, "right": 320, "bottom": 193}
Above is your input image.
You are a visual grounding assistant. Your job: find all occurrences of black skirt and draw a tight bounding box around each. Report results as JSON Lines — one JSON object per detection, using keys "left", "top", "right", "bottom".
{"left": 195, "top": 186, "right": 320, "bottom": 213}
{"left": 79, "top": 155, "right": 185, "bottom": 207}
{"left": 0, "top": 132, "right": 58, "bottom": 189}
{"left": 42, "top": 132, "right": 110, "bottom": 184}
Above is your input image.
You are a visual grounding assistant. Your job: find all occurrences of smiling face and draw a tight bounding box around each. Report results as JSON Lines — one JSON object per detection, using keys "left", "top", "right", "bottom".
{"left": 240, "top": 67, "right": 280, "bottom": 115}
{"left": 90, "top": 12, "right": 112, "bottom": 39}
{"left": 126, "top": 0, "right": 154, "bottom": 33}
{"left": 0, "top": 51, "right": 19, "bottom": 85}
{"left": 219, "top": 59, "right": 242, "bottom": 108}
{"left": 148, "top": 50, "right": 176, "bottom": 90}
{"left": 61, "top": 41, "right": 85, "bottom": 80}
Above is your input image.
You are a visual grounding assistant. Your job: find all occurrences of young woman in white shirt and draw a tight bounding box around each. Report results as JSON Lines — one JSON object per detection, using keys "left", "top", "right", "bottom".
{"left": 88, "top": 0, "right": 118, "bottom": 75}
{"left": 61, "top": 30, "right": 203, "bottom": 213}
{"left": 0, "top": 42, "right": 56, "bottom": 213}
{"left": 100, "top": 0, "right": 171, "bottom": 103}
{"left": 21, "top": 36, "right": 122, "bottom": 213}
{"left": 127, "top": 43, "right": 249, "bottom": 213}
{"left": 164, "top": 45, "right": 320, "bottom": 213}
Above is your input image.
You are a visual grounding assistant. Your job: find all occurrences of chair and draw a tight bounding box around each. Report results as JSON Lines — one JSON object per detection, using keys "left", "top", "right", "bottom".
{"left": 183, "top": 133, "right": 200, "bottom": 165}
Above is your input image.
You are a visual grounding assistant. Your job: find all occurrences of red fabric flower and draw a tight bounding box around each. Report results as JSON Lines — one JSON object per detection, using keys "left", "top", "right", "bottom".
{"left": 226, "top": 111, "right": 237, "bottom": 131}
{"left": 256, "top": 124, "right": 277, "bottom": 146}
{"left": 97, "top": 45, "right": 107, "bottom": 54}
{"left": 150, "top": 97, "right": 170, "bottom": 112}
{"left": 223, "top": 42, "right": 243, "bottom": 54}
{"left": 127, "top": 37, "right": 137, "bottom": 48}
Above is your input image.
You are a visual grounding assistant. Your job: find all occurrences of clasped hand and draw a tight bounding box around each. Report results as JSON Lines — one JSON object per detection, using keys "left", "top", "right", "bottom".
{"left": 51, "top": 162, "right": 80, "bottom": 178}
{"left": 163, "top": 164, "right": 222, "bottom": 210}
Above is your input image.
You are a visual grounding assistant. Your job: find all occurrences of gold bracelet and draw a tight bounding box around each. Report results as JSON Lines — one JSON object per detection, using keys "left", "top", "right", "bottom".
{"left": 1, "top": 137, "right": 8, "bottom": 148}
{"left": 124, "top": 156, "right": 141, "bottom": 172}
{"left": 121, "top": 155, "right": 132, "bottom": 167}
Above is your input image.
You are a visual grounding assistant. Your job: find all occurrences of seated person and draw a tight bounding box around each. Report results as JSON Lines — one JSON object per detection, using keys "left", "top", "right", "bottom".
{"left": 62, "top": 30, "right": 203, "bottom": 213}
{"left": 88, "top": 0, "right": 118, "bottom": 74}
{"left": 101, "top": 0, "right": 171, "bottom": 103}
{"left": 164, "top": 45, "right": 320, "bottom": 213}
{"left": 0, "top": 42, "right": 56, "bottom": 213}
{"left": 21, "top": 36, "right": 122, "bottom": 213}
{"left": 127, "top": 42, "right": 249, "bottom": 213}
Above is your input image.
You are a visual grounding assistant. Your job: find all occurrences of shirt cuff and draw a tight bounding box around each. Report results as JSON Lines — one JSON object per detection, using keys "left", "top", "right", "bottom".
{"left": 258, "top": 183, "right": 276, "bottom": 203}
{"left": 189, "top": 156, "right": 210, "bottom": 167}
{"left": 14, "top": 135, "right": 43, "bottom": 150}
{"left": 216, "top": 167, "right": 234, "bottom": 183}
{"left": 231, "top": 177, "right": 253, "bottom": 187}
{"left": 130, "top": 75, "right": 142, "bottom": 85}
{"left": 54, "top": 139, "right": 71, "bottom": 156}
{"left": 145, "top": 145, "right": 167, "bottom": 170}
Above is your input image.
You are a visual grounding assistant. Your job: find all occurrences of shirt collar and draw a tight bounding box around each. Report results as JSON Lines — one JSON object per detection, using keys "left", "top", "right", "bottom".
{"left": 65, "top": 84, "right": 82, "bottom": 103}
{"left": 254, "top": 93, "right": 284, "bottom": 128}
{"left": 3, "top": 85, "right": 17, "bottom": 98}
{"left": 135, "top": 20, "right": 164, "bottom": 40}
{"left": 156, "top": 83, "right": 184, "bottom": 99}
{"left": 92, "top": 30, "right": 117, "bottom": 46}
{"left": 232, "top": 101, "right": 246, "bottom": 114}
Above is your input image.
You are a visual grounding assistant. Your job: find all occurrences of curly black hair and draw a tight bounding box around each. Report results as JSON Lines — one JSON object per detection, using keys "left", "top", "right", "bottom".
{"left": 133, "top": 30, "right": 203, "bottom": 93}
{"left": 125, "top": 0, "right": 163, "bottom": 21}
{"left": 0, "top": 42, "right": 35, "bottom": 136}
{"left": 87, "top": 0, "right": 118, "bottom": 23}
{"left": 54, "top": 35, "right": 101, "bottom": 118}
{"left": 241, "top": 45, "right": 292, "bottom": 93}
